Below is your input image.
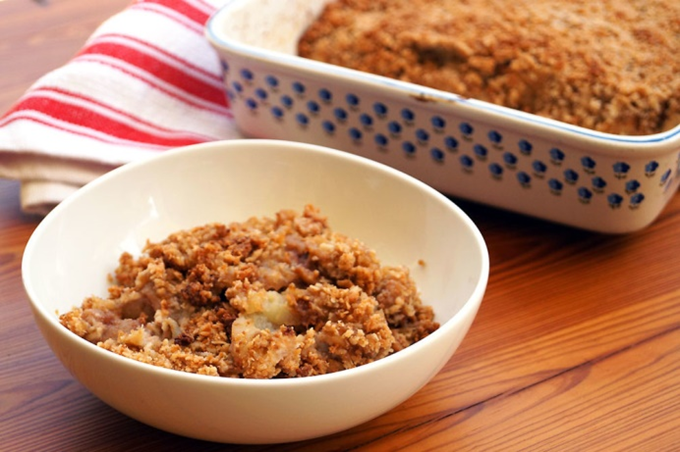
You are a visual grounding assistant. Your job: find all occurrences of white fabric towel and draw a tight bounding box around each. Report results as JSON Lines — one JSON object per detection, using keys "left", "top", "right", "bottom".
{"left": 0, "top": 0, "right": 241, "bottom": 215}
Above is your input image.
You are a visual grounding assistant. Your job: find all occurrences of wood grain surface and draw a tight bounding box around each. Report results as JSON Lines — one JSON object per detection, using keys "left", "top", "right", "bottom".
{"left": 1, "top": 1, "right": 679, "bottom": 451}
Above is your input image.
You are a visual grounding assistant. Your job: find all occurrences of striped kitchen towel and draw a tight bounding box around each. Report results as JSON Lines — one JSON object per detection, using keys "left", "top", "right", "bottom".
{"left": 0, "top": 0, "right": 241, "bottom": 215}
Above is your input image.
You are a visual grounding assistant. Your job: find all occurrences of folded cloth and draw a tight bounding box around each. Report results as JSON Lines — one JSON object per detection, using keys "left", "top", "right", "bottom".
{"left": 0, "top": 0, "right": 241, "bottom": 215}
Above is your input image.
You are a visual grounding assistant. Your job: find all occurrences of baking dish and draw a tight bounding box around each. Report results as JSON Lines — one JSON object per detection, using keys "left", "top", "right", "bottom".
{"left": 205, "top": 0, "right": 680, "bottom": 233}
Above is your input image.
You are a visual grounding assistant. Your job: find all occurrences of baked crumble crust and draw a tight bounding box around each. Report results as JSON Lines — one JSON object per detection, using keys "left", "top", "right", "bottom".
{"left": 298, "top": 0, "right": 679, "bottom": 135}
{"left": 60, "top": 205, "right": 439, "bottom": 378}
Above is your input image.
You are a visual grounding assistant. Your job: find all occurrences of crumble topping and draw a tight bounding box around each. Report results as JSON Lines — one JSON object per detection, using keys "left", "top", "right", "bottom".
{"left": 298, "top": 0, "right": 679, "bottom": 135}
{"left": 60, "top": 205, "right": 439, "bottom": 378}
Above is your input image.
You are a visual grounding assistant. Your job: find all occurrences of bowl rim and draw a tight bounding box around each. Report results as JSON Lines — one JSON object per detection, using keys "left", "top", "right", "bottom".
{"left": 205, "top": 0, "right": 680, "bottom": 152}
{"left": 22, "top": 138, "right": 490, "bottom": 387}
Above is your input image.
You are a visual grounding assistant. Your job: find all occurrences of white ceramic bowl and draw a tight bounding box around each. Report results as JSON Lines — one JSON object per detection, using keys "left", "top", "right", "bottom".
{"left": 22, "top": 139, "right": 489, "bottom": 444}
{"left": 206, "top": 0, "right": 680, "bottom": 233}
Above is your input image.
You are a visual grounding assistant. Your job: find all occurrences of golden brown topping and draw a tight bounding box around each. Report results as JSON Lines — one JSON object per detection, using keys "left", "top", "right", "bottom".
{"left": 60, "top": 206, "right": 439, "bottom": 378}
{"left": 299, "top": 0, "right": 680, "bottom": 135}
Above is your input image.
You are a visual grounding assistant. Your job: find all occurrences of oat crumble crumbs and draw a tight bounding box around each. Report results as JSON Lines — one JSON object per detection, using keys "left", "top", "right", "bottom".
{"left": 298, "top": 0, "right": 679, "bottom": 135}
{"left": 60, "top": 205, "right": 439, "bottom": 378}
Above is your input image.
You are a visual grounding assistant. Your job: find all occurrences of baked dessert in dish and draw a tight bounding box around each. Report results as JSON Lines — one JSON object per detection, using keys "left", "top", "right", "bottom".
{"left": 60, "top": 205, "right": 439, "bottom": 379}
{"left": 298, "top": 0, "right": 680, "bottom": 135}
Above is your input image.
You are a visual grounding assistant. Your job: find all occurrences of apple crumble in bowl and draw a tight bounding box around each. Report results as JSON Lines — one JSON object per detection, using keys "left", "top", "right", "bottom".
{"left": 22, "top": 139, "right": 488, "bottom": 444}
{"left": 59, "top": 205, "right": 439, "bottom": 379}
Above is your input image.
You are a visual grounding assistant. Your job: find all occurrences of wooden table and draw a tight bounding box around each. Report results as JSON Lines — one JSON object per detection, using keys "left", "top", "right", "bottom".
{"left": 1, "top": 1, "right": 679, "bottom": 450}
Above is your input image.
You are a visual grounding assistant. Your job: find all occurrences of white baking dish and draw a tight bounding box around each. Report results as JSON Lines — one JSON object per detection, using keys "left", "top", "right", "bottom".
{"left": 205, "top": 0, "right": 680, "bottom": 233}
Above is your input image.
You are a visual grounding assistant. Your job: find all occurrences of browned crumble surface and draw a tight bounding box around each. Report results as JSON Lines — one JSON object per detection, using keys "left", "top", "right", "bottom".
{"left": 298, "top": 0, "right": 680, "bottom": 135}
{"left": 60, "top": 205, "right": 439, "bottom": 378}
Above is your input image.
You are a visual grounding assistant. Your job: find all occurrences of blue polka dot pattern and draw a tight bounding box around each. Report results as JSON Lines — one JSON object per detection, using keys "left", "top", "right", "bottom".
{"left": 401, "top": 108, "right": 415, "bottom": 122}
{"left": 359, "top": 113, "right": 373, "bottom": 128}
{"left": 445, "top": 136, "right": 458, "bottom": 151}
{"left": 240, "top": 68, "right": 254, "bottom": 81}
{"left": 281, "top": 95, "right": 293, "bottom": 109}
{"left": 349, "top": 127, "right": 362, "bottom": 141}
{"left": 292, "top": 82, "right": 305, "bottom": 95}
{"left": 402, "top": 141, "right": 416, "bottom": 156}
{"left": 388, "top": 121, "right": 402, "bottom": 135}
{"left": 265, "top": 75, "right": 278, "bottom": 88}
{"left": 322, "top": 120, "right": 335, "bottom": 134}
{"left": 334, "top": 108, "right": 347, "bottom": 122}
{"left": 431, "top": 116, "right": 446, "bottom": 130}
{"left": 346, "top": 93, "right": 360, "bottom": 107}
{"left": 255, "top": 88, "right": 268, "bottom": 100}
{"left": 218, "top": 64, "right": 680, "bottom": 228}
{"left": 459, "top": 122, "right": 474, "bottom": 136}
{"left": 373, "top": 102, "right": 388, "bottom": 117}
{"left": 295, "top": 113, "right": 308, "bottom": 126}
{"left": 319, "top": 88, "right": 332, "bottom": 102}
{"left": 431, "top": 147, "right": 445, "bottom": 163}
{"left": 488, "top": 130, "right": 502, "bottom": 145}
{"left": 375, "top": 133, "right": 388, "bottom": 147}
{"left": 307, "top": 101, "right": 320, "bottom": 115}
{"left": 271, "top": 106, "right": 283, "bottom": 119}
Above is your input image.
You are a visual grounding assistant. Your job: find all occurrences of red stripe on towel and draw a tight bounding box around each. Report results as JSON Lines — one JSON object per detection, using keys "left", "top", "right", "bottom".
{"left": 134, "top": 0, "right": 213, "bottom": 26}
{"left": 3, "top": 95, "right": 213, "bottom": 147}
{"left": 80, "top": 40, "right": 227, "bottom": 107}
{"left": 32, "top": 86, "right": 220, "bottom": 140}
{"left": 73, "top": 54, "right": 230, "bottom": 116}
{"left": 129, "top": 2, "right": 206, "bottom": 35}
{"left": 84, "top": 33, "right": 223, "bottom": 84}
